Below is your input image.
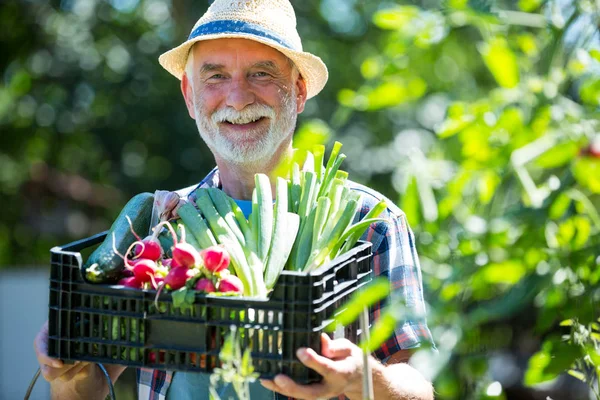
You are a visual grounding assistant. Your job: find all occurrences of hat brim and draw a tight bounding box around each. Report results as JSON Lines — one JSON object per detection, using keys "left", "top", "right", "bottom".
{"left": 158, "top": 33, "right": 328, "bottom": 99}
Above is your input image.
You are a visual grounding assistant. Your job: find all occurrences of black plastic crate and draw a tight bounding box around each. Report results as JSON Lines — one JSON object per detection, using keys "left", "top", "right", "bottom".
{"left": 48, "top": 232, "right": 372, "bottom": 384}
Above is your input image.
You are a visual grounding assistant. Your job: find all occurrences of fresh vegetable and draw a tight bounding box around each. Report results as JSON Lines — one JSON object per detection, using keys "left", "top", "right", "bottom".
{"left": 87, "top": 142, "right": 387, "bottom": 308}
{"left": 195, "top": 278, "right": 216, "bottom": 293}
{"left": 131, "top": 259, "right": 157, "bottom": 283}
{"left": 201, "top": 246, "right": 230, "bottom": 273}
{"left": 118, "top": 276, "right": 143, "bottom": 289}
{"left": 263, "top": 177, "right": 300, "bottom": 289}
{"left": 218, "top": 274, "right": 244, "bottom": 294}
{"left": 164, "top": 266, "right": 196, "bottom": 290}
{"left": 83, "top": 192, "right": 154, "bottom": 283}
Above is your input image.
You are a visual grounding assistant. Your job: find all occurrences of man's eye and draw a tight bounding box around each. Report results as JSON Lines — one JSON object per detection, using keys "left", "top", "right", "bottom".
{"left": 253, "top": 71, "right": 270, "bottom": 78}
{"left": 208, "top": 74, "right": 225, "bottom": 80}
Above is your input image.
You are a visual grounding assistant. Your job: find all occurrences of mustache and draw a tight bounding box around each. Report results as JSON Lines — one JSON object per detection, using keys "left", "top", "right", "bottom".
{"left": 211, "top": 104, "right": 276, "bottom": 124}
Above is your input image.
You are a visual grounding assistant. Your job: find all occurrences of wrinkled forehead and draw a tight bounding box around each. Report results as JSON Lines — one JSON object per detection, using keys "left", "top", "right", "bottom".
{"left": 187, "top": 38, "right": 294, "bottom": 71}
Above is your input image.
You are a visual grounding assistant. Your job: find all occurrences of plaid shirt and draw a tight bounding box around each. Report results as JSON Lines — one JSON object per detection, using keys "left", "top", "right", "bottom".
{"left": 137, "top": 167, "right": 434, "bottom": 399}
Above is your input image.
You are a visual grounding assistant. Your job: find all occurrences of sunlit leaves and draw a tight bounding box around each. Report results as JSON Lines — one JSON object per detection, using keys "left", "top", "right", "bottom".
{"left": 474, "top": 260, "right": 527, "bottom": 286}
{"left": 478, "top": 38, "right": 520, "bottom": 88}
{"left": 367, "top": 78, "right": 427, "bottom": 110}
{"left": 524, "top": 337, "right": 581, "bottom": 386}
{"left": 516, "top": 33, "right": 539, "bottom": 57}
{"left": 477, "top": 170, "right": 500, "bottom": 204}
{"left": 436, "top": 102, "right": 475, "bottom": 138}
{"left": 360, "top": 307, "right": 397, "bottom": 352}
{"left": 293, "top": 119, "right": 331, "bottom": 150}
{"left": 572, "top": 157, "right": 600, "bottom": 193}
{"left": 328, "top": 278, "right": 390, "bottom": 330}
{"left": 372, "top": 6, "right": 420, "bottom": 30}
{"left": 338, "top": 77, "right": 427, "bottom": 110}
{"left": 534, "top": 142, "right": 579, "bottom": 168}
{"left": 579, "top": 78, "right": 600, "bottom": 106}
{"left": 401, "top": 176, "right": 422, "bottom": 227}
{"left": 360, "top": 57, "right": 384, "bottom": 80}
{"left": 373, "top": 6, "right": 448, "bottom": 48}
{"left": 518, "top": 0, "right": 543, "bottom": 12}
{"left": 549, "top": 192, "right": 572, "bottom": 220}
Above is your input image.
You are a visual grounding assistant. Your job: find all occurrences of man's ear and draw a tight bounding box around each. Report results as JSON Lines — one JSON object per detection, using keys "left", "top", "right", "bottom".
{"left": 181, "top": 72, "right": 196, "bottom": 120}
{"left": 295, "top": 75, "right": 308, "bottom": 114}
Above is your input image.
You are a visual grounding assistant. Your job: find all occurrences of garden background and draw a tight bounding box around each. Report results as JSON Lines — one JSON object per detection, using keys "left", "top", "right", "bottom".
{"left": 1, "top": 0, "right": 599, "bottom": 398}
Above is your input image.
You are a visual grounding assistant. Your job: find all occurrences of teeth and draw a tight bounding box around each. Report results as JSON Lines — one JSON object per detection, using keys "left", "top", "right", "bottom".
{"left": 226, "top": 117, "right": 261, "bottom": 125}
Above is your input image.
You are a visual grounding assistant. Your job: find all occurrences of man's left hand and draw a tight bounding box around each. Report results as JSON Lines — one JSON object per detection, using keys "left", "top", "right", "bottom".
{"left": 260, "top": 333, "right": 370, "bottom": 400}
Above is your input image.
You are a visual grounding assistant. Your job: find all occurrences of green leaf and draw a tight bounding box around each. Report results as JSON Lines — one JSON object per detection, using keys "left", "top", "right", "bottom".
{"left": 518, "top": 0, "right": 542, "bottom": 12}
{"left": 524, "top": 338, "right": 581, "bottom": 386}
{"left": 360, "top": 57, "right": 383, "bottom": 80}
{"left": 476, "top": 260, "right": 526, "bottom": 285}
{"left": 549, "top": 192, "right": 571, "bottom": 220}
{"left": 360, "top": 307, "right": 397, "bottom": 352}
{"left": 365, "top": 78, "right": 427, "bottom": 110}
{"left": 591, "top": 49, "right": 600, "bottom": 62}
{"left": 241, "top": 348, "right": 256, "bottom": 378}
{"left": 293, "top": 119, "right": 331, "bottom": 150}
{"left": 580, "top": 78, "right": 600, "bottom": 106}
{"left": 328, "top": 278, "right": 391, "bottom": 330}
{"left": 534, "top": 142, "right": 579, "bottom": 168}
{"left": 401, "top": 176, "right": 422, "bottom": 227}
{"left": 372, "top": 6, "right": 420, "bottom": 30}
{"left": 572, "top": 216, "right": 591, "bottom": 249}
{"left": 172, "top": 288, "right": 195, "bottom": 313}
{"left": 567, "top": 369, "right": 586, "bottom": 382}
{"left": 477, "top": 171, "right": 500, "bottom": 204}
{"left": 479, "top": 37, "right": 520, "bottom": 88}
{"left": 572, "top": 157, "right": 600, "bottom": 194}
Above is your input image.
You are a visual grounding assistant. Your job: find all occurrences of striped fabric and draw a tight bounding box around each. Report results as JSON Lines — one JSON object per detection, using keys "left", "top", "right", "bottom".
{"left": 138, "top": 168, "right": 435, "bottom": 399}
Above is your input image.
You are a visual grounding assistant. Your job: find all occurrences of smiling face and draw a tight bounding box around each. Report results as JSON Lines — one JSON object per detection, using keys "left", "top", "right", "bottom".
{"left": 181, "top": 38, "right": 307, "bottom": 166}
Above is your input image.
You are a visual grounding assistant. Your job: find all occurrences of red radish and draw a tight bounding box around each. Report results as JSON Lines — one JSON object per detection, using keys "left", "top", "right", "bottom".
{"left": 153, "top": 222, "right": 201, "bottom": 268}
{"left": 200, "top": 246, "right": 230, "bottom": 273}
{"left": 126, "top": 216, "right": 163, "bottom": 261}
{"left": 195, "top": 278, "right": 216, "bottom": 293}
{"left": 173, "top": 243, "right": 201, "bottom": 268}
{"left": 132, "top": 259, "right": 157, "bottom": 283}
{"left": 218, "top": 275, "right": 244, "bottom": 294}
{"left": 164, "top": 266, "right": 195, "bottom": 290}
{"left": 118, "top": 276, "right": 142, "bottom": 289}
{"left": 133, "top": 237, "right": 162, "bottom": 261}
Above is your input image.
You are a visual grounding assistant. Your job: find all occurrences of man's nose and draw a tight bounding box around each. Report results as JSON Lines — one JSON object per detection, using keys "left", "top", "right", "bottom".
{"left": 226, "top": 78, "right": 255, "bottom": 111}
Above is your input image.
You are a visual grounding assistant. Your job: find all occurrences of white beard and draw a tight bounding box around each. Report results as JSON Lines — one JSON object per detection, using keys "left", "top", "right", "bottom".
{"left": 193, "top": 87, "right": 297, "bottom": 164}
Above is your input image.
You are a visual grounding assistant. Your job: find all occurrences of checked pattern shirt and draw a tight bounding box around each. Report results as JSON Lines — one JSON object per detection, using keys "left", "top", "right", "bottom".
{"left": 137, "top": 167, "right": 434, "bottom": 399}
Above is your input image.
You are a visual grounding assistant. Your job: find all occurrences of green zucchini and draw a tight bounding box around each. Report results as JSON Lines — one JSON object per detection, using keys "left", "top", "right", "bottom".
{"left": 83, "top": 192, "right": 154, "bottom": 283}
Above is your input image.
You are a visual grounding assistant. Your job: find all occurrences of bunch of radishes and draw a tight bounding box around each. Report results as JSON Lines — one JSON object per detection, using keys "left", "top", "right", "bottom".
{"left": 114, "top": 218, "right": 244, "bottom": 295}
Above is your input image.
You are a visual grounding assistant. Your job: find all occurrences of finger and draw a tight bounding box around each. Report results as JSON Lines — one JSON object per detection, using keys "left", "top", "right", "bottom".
{"left": 296, "top": 347, "right": 337, "bottom": 377}
{"left": 259, "top": 379, "right": 277, "bottom": 392}
{"left": 271, "top": 374, "right": 331, "bottom": 399}
{"left": 320, "top": 334, "right": 353, "bottom": 359}
{"left": 34, "top": 324, "right": 63, "bottom": 369}
{"left": 40, "top": 360, "right": 77, "bottom": 382}
{"left": 59, "top": 362, "right": 89, "bottom": 382}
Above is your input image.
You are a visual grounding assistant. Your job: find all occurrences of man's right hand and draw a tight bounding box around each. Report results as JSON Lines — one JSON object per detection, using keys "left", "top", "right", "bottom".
{"left": 34, "top": 320, "right": 94, "bottom": 383}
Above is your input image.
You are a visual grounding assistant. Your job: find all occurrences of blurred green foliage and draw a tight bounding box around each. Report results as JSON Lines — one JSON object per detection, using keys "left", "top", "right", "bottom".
{"left": 1, "top": 0, "right": 599, "bottom": 398}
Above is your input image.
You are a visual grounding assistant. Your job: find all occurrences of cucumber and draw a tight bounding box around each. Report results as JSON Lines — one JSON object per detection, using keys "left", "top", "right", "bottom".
{"left": 83, "top": 192, "right": 154, "bottom": 283}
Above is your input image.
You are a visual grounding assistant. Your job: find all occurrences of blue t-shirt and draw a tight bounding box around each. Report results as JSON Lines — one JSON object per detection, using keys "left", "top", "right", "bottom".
{"left": 233, "top": 198, "right": 253, "bottom": 219}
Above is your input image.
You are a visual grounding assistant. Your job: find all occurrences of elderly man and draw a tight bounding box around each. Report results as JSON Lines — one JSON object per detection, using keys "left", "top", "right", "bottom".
{"left": 34, "top": 0, "right": 435, "bottom": 399}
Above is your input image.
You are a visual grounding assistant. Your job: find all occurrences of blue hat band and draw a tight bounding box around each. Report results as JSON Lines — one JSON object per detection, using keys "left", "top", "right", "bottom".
{"left": 188, "top": 20, "right": 298, "bottom": 51}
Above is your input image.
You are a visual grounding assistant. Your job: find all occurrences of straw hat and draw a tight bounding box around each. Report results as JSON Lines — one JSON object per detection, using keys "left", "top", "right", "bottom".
{"left": 158, "top": 0, "right": 329, "bottom": 99}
